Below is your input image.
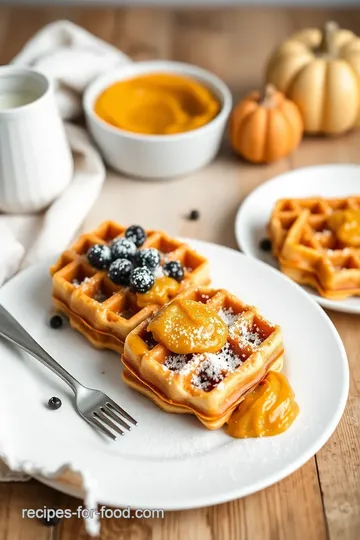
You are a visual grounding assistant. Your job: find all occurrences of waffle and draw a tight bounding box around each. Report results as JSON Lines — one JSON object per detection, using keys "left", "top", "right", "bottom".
{"left": 268, "top": 197, "right": 360, "bottom": 299}
{"left": 50, "top": 221, "right": 210, "bottom": 353}
{"left": 122, "top": 287, "right": 284, "bottom": 429}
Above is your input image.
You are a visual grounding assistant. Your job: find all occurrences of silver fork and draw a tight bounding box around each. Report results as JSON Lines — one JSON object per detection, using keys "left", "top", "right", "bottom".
{"left": 0, "top": 305, "right": 137, "bottom": 440}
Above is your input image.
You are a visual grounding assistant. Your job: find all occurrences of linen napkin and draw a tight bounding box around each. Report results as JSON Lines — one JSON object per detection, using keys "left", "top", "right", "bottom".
{"left": 0, "top": 20, "right": 131, "bottom": 481}
{"left": 11, "top": 19, "right": 130, "bottom": 119}
{"left": 0, "top": 19, "right": 131, "bottom": 289}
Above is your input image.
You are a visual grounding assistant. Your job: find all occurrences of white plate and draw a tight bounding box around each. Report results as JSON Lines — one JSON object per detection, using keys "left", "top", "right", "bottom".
{"left": 0, "top": 240, "right": 349, "bottom": 509}
{"left": 235, "top": 164, "right": 360, "bottom": 314}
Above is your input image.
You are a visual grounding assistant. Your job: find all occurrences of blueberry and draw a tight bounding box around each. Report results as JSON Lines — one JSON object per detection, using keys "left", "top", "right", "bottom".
{"left": 188, "top": 209, "right": 200, "bottom": 221}
{"left": 87, "top": 244, "right": 112, "bottom": 269}
{"left": 130, "top": 267, "right": 155, "bottom": 293}
{"left": 259, "top": 238, "right": 272, "bottom": 252}
{"left": 163, "top": 260, "right": 185, "bottom": 282}
{"left": 111, "top": 238, "right": 136, "bottom": 260}
{"left": 125, "top": 225, "right": 146, "bottom": 247}
{"left": 135, "top": 248, "right": 160, "bottom": 270}
{"left": 48, "top": 396, "right": 62, "bottom": 410}
{"left": 108, "top": 258, "right": 133, "bottom": 285}
{"left": 49, "top": 315, "right": 63, "bottom": 329}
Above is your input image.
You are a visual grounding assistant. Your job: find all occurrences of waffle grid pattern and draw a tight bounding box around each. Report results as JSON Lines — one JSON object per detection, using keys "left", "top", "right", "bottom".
{"left": 122, "top": 287, "right": 283, "bottom": 426}
{"left": 51, "top": 221, "right": 210, "bottom": 351}
{"left": 269, "top": 197, "right": 360, "bottom": 299}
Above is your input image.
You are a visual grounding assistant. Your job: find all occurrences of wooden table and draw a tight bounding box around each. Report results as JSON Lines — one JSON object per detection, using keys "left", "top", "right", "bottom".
{"left": 0, "top": 4, "right": 359, "bottom": 540}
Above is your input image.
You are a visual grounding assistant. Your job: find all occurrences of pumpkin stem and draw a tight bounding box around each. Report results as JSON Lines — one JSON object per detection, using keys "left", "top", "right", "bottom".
{"left": 260, "top": 84, "right": 277, "bottom": 107}
{"left": 319, "top": 21, "right": 338, "bottom": 57}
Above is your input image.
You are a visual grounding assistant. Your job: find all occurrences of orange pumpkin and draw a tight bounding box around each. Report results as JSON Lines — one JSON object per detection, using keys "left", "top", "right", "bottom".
{"left": 230, "top": 85, "right": 303, "bottom": 163}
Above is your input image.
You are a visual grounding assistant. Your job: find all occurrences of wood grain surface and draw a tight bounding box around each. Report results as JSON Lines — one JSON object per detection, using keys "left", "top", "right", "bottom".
{"left": 0, "top": 4, "right": 359, "bottom": 540}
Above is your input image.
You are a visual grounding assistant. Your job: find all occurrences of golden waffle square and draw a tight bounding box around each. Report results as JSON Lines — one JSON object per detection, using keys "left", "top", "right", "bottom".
{"left": 50, "top": 221, "right": 210, "bottom": 352}
{"left": 268, "top": 197, "right": 360, "bottom": 299}
{"left": 122, "top": 288, "right": 284, "bottom": 429}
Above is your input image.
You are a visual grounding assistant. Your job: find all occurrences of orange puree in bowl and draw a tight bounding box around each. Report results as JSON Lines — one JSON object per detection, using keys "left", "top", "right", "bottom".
{"left": 227, "top": 372, "right": 299, "bottom": 438}
{"left": 94, "top": 73, "right": 220, "bottom": 135}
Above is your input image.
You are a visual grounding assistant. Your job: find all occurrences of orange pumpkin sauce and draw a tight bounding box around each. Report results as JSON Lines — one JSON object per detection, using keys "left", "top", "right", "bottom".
{"left": 126, "top": 334, "right": 151, "bottom": 356}
{"left": 136, "top": 277, "right": 180, "bottom": 308}
{"left": 327, "top": 209, "right": 360, "bottom": 247}
{"left": 227, "top": 371, "right": 299, "bottom": 438}
{"left": 94, "top": 73, "right": 220, "bottom": 135}
{"left": 147, "top": 298, "right": 228, "bottom": 354}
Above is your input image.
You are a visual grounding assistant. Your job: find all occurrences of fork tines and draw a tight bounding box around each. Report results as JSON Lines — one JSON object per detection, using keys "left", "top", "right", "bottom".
{"left": 88, "top": 401, "right": 137, "bottom": 440}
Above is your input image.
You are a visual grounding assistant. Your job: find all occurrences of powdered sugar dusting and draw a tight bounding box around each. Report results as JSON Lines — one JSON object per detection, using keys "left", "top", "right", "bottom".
{"left": 191, "top": 342, "right": 243, "bottom": 391}
{"left": 163, "top": 342, "right": 243, "bottom": 392}
{"left": 317, "top": 229, "right": 332, "bottom": 237}
{"left": 72, "top": 276, "right": 91, "bottom": 287}
{"left": 165, "top": 354, "right": 190, "bottom": 373}
{"left": 218, "top": 307, "right": 239, "bottom": 326}
{"left": 229, "top": 319, "right": 264, "bottom": 348}
{"left": 153, "top": 266, "right": 165, "bottom": 278}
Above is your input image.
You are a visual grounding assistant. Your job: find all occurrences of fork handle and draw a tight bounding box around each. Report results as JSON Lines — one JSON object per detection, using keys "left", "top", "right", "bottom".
{"left": 0, "top": 305, "right": 81, "bottom": 394}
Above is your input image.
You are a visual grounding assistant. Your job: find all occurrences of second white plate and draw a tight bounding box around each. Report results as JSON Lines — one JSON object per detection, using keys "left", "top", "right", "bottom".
{"left": 235, "top": 164, "right": 360, "bottom": 314}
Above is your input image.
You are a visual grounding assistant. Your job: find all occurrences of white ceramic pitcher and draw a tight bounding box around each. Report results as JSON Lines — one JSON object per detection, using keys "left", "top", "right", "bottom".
{"left": 0, "top": 66, "right": 73, "bottom": 213}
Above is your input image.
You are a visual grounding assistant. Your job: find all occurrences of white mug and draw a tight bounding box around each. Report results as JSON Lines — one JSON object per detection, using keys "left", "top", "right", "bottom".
{"left": 0, "top": 66, "right": 73, "bottom": 213}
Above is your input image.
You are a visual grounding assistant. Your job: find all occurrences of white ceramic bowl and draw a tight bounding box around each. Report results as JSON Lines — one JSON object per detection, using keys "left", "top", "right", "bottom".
{"left": 83, "top": 61, "right": 232, "bottom": 179}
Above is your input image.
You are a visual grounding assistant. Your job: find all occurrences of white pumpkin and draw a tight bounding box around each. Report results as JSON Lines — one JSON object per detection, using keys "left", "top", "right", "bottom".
{"left": 266, "top": 22, "right": 360, "bottom": 135}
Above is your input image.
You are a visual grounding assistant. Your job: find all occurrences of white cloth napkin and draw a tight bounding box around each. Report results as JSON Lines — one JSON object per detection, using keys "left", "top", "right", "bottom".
{"left": 0, "top": 20, "right": 131, "bottom": 481}
{"left": 0, "top": 20, "right": 131, "bottom": 286}
{"left": 12, "top": 19, "right": 130, "bottom": 119}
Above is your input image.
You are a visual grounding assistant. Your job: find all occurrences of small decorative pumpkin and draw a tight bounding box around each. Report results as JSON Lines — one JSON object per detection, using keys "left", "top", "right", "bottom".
{"left": 266, "top": 21, "right": 360, "bottom": 135}
{"left": 230, "top": 85, "right": 303, "bottom": 164}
